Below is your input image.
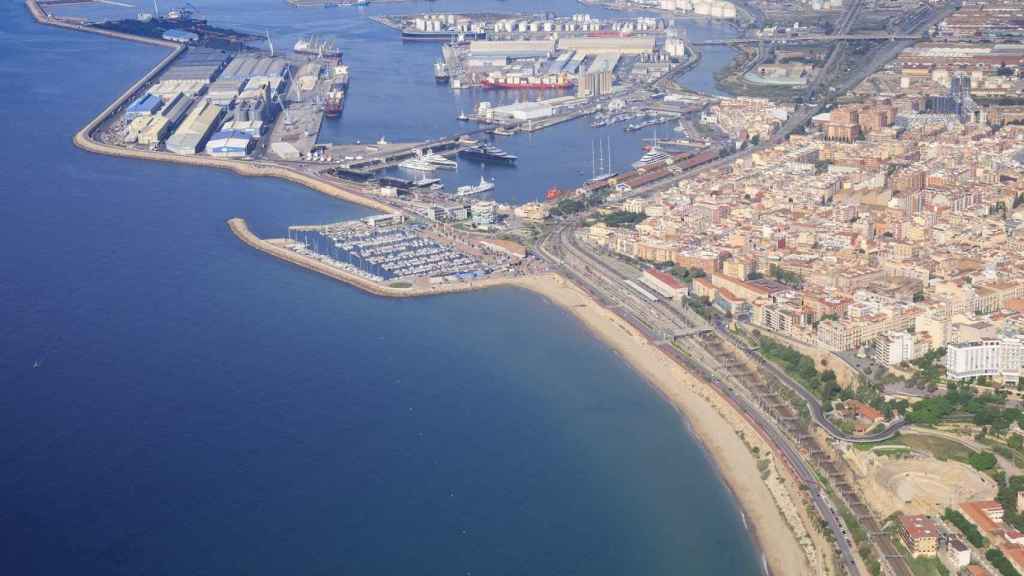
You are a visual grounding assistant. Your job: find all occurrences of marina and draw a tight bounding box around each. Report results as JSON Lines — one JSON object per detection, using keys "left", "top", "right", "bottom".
{"left": 287, "top": 216, "right": 493, "bottom": 283}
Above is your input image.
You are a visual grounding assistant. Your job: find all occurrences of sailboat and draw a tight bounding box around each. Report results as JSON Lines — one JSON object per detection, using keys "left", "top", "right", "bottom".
{"left": 587, "top": 136, "right": 617, "bottom": 183}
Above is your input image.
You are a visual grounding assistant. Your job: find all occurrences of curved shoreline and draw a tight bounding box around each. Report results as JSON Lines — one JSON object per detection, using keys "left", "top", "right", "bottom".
{"left": 229, "top": 217, "right": 817, "bottom": 575}
{"left": 27, "top": 1, "right": 819, "bottom": 572}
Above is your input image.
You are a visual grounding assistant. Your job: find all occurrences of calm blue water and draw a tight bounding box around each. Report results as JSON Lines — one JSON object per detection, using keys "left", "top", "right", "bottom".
{"left": 0, "top": 1, "right": 759, "bottom": 574}
{"left": 53, "top": 0, "right": 736, "bottom": 203}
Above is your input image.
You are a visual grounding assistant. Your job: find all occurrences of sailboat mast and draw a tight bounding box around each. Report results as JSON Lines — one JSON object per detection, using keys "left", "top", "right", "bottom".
{"left": 607, "top": 136, "right": 612, "bottom": 173}
{"left": 591, "top": 140, "right": 596, "bottom": 180}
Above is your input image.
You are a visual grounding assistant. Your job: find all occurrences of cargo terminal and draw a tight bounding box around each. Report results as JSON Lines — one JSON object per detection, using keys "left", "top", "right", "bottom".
{"left": 93, "top": 45, "right": 348, "bottom": 161}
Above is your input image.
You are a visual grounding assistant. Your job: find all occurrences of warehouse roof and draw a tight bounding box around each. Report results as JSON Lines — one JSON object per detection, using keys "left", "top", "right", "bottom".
{"left": 558, "top": 36, "right": 655, "bottom": 54}
{"left": 469, "top": 39, "right": 556, "bottom": 54}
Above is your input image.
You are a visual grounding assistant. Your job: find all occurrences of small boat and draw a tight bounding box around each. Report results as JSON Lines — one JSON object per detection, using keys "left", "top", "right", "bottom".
{"left": 412, "top": 176, "right": 441, "bottom": 187}
{"left": 430, "top": 182, "right": 445, "bottom": 191}
{"left": 458, "top": 110, "right": 469, "bottom": 121}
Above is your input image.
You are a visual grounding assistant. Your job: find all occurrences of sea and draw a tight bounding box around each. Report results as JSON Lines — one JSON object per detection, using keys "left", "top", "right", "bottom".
{"left": 0, "top": 0, "right": 762, "bottom": 574}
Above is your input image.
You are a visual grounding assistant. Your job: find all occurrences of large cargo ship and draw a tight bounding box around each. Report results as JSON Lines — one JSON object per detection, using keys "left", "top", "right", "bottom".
{"left": 481, "top": 73, "right": 574, "bottom": 90}
{"left": 324, "top": 87, "right": 345, "bottom": 118}
{"left": 324, "top": 64, "right": 348, "bottom": 118}
{"left": 400, "top": 29, "right": 486, "bottom": 42}
{"left": 294, "top": 35, "right": 342, "bottom": 58}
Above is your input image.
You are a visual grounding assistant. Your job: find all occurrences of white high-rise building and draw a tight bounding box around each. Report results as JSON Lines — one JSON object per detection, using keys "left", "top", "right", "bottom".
{"left": 945, "top": 336, "right": 1024, "bottom": 383}
{"left": 874, "top": 331, "right": 916, "bottom": 366}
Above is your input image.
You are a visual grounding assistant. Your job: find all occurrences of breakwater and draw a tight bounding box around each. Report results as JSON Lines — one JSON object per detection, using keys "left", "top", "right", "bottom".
{"left": 25, "top": 0, "right": 181, "bottom": 48}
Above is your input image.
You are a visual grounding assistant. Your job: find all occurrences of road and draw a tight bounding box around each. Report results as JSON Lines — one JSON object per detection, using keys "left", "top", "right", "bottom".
{"left": 715, "top": 321, "right": 905, "bottom": 443}
{"left": 692, "top": 33, "right": 922, "bottom": 46}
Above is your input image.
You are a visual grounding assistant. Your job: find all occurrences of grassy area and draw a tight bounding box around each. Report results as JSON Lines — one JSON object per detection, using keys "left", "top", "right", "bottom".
{"left": 982, "top": 437, "right": 1024, "bottom": 469}
{"left": 906, "top": 554, "right": 950, "bottom": 576}
{"left": 900, "top": 434, "right": 976, "bottom": 463}
{"left": 852, "top": 433, "right": 976, "bottom": 463}
{"left": 873, "top": 446, "right": 912, "bottom": 457}
{"left": 853, "top": 435, "right": 906, "bottom": 451}
{"left": 892, "top": 538, "right": 949, "bottom": 576}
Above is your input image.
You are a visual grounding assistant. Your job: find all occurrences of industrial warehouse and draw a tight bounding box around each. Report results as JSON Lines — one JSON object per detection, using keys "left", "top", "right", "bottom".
{"left": 94, "top": 46, "right": 348, "bottom": 160}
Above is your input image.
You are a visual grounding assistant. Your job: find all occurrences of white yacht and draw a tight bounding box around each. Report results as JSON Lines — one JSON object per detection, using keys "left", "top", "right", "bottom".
{"left": 399, "top": 155, "right": 436, "bottom": 172}
{"left": 455, "top": 175, "right": 495, "bottom": 197}
{"left": 422, "top": 150, "right": 458, "bottom": 169}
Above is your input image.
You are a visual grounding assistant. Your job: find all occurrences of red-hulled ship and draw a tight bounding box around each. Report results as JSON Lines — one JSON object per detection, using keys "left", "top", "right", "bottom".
{"left": 481, "top": 73, "right": 574, "bottom": 90}
{"left": 324, "top": 87, "right": 345, "bottom": 118}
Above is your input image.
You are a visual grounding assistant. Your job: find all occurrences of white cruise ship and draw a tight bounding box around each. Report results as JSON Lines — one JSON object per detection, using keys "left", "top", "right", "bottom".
{"left": 631, "top": 146, "right": 671, "bottom": 169}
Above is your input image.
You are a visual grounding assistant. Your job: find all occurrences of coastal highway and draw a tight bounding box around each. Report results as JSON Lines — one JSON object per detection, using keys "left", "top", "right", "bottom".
{"left": 713, "top": 323, "right": 905, "bottom": 444}
{"left": 536, "top": 221, "right": 861, "bottom": 575}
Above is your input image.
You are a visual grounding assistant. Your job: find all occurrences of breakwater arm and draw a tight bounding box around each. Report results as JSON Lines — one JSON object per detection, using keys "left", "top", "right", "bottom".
{"left": 25, "top": 0, "right": 181, "bottom": 48}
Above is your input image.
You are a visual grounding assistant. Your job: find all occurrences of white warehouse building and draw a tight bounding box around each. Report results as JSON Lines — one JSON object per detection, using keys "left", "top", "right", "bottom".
{"left": 205, "top": 130, "right": 254, "bottom": 158}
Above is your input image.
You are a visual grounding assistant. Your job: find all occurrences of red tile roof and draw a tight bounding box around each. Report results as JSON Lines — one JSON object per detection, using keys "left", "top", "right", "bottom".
{"left": 900, "top": 515, "right": 939, "bottom": 540}
{"left": 961, "top": 500, "right": 1003, "bottom": 536}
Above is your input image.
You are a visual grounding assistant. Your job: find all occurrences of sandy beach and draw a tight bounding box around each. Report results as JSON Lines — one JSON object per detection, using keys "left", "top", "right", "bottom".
{"left": 508, "top": 274, "right": 816, "bottom": 576}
